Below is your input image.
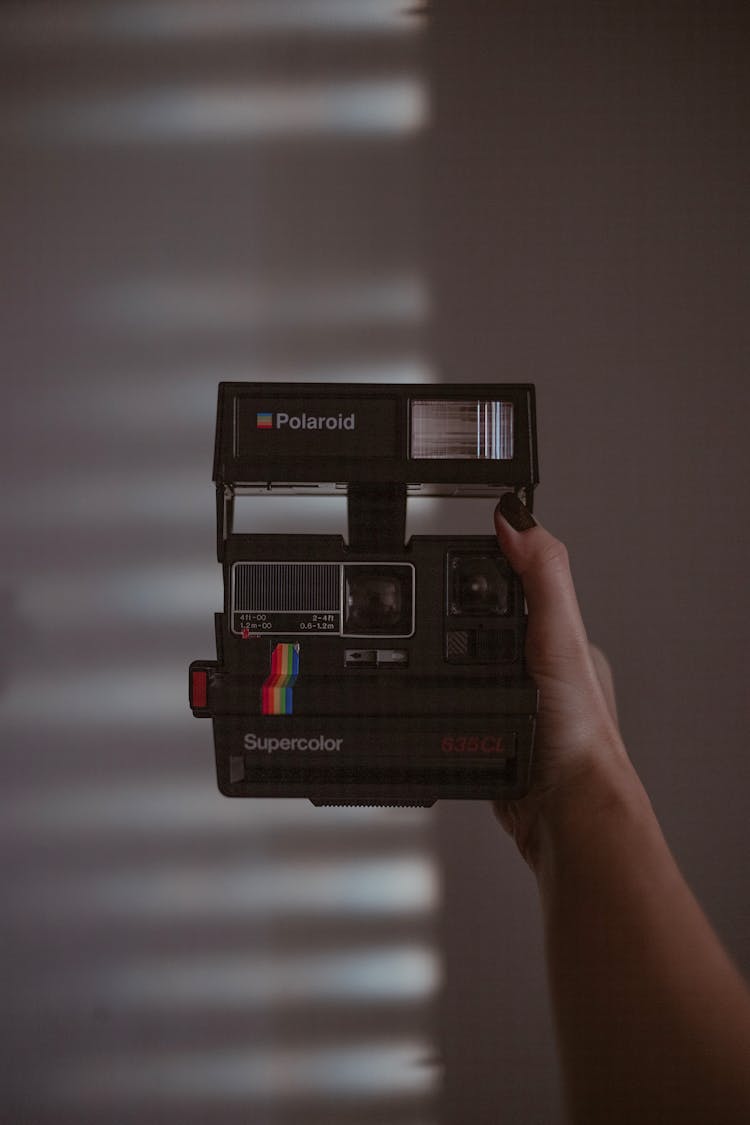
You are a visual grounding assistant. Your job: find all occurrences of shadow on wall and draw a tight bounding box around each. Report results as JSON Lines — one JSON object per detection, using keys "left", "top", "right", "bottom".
{"left": 0, "top": 3, "right": 443, "bottom": 1124}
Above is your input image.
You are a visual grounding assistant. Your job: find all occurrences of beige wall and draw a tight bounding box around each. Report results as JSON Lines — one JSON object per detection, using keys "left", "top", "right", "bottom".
{"left": 429, "top": 3, "right": 750, "bottom": 1122}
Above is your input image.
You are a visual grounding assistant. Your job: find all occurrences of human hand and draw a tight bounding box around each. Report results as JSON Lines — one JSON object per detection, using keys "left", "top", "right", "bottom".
{"left": 492, "top": 493, "right": 633, "bottom": 867}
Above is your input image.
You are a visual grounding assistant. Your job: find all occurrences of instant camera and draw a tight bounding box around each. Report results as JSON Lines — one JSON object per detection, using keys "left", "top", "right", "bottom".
{"left": 189, "top": 383, "right": 539, "bottom": 806}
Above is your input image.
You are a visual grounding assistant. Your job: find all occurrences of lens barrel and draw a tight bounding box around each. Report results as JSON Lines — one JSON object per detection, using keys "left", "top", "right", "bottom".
{"left": 448, "top": 553, "right": 510, "bottom": 616}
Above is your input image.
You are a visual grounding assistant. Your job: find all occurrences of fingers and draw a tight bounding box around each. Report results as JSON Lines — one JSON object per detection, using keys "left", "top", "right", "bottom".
{"left": 493, "top": 496, "right": 590, "bottom": 660}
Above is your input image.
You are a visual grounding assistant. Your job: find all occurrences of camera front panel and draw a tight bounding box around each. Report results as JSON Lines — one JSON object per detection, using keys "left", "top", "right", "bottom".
{"left": 190, "top": 534, "right": 536, "bottom": 803}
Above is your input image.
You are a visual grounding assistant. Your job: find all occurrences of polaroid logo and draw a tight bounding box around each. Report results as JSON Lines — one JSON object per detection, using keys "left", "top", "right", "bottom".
{"left": 256, "top": 411, "right": 355, "bottom": 431}
{"left": 244, "top": 733, "right": 344, "bottom": 754}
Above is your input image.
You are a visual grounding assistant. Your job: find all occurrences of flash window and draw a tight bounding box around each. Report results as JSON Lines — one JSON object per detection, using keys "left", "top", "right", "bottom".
{"left": 410, "top": 399, "right": 514, "bottom": 460}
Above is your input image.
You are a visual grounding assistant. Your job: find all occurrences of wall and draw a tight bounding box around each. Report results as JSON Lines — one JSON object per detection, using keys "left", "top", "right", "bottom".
{"left": 430, "top": 4, "right": 750, "bottom": 1122}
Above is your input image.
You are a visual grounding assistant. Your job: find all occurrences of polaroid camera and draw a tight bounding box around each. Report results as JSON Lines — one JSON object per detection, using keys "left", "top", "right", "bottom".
{"left": 189, "top": 383, "right": 539, "bottom": 806}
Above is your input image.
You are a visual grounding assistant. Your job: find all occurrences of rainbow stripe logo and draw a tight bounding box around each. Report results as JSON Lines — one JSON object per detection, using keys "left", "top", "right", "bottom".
{"left": 262, "top": 643, "right": 300, "bottom": 715}
{"left": 256, "top": 412, "right": 273, "bottom": 429}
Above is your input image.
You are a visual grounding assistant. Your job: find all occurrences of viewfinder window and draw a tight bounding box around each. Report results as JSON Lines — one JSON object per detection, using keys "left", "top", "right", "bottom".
{"left": 343, "top": 565, "right": 414, "bottom": 637}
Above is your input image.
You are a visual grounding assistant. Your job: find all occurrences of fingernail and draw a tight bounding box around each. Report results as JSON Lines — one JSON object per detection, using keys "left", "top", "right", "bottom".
{"left": 495, "top": 493, "right": 537, "bottom": 532}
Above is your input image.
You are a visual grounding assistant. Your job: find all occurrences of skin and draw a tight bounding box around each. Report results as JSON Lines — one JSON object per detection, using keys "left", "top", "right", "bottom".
{"left": 492, "top": 502, "right": 750, "bottom": 1125}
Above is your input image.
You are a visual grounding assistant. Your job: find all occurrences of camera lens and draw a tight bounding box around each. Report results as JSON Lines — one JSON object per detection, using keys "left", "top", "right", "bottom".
{"left": 344, "top": 567, "right": 412, "bottom": 635}
{"left": 449, "top": 553, "right": 510, "bottom": 616}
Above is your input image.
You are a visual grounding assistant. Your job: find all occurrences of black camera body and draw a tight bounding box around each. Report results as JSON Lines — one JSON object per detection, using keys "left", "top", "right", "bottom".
{"left": 190, "top": 383, "right": 539, "bottom": 806}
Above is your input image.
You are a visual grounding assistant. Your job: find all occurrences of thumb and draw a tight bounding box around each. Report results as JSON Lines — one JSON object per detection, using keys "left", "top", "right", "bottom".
{"left": 493, "top": 494, "right": 590, "bottom": 660}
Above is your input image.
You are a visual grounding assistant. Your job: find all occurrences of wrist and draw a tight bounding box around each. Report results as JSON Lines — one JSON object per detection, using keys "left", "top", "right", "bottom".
{"left": 531, "top": 739, "right": 653, "bottom": 883}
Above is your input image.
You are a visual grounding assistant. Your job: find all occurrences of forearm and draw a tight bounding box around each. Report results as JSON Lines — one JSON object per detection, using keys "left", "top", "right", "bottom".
{"left": 535, "top": 749, "right": 750, "bottom": 1125}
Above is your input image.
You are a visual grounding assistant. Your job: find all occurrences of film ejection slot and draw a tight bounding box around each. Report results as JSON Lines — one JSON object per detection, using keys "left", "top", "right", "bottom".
{"left": 344, "top": 649, "right": 409, "bottom": 668}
